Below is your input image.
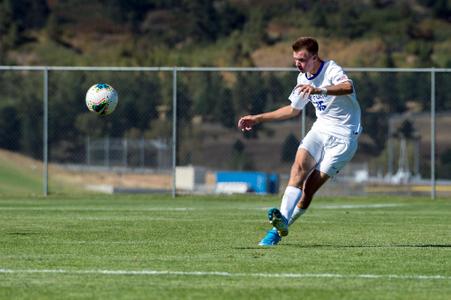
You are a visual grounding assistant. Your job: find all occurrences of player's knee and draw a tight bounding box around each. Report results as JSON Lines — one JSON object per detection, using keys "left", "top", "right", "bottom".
{"left": 290, "top": 170, "right": 306, "bottom": 187}
{"left": 293, "top": 163, "right": 309, "bottom": 178}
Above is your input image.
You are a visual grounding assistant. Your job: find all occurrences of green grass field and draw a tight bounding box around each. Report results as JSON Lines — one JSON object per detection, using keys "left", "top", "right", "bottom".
{"left": 0, "top": 194, "right": 450, "bottom": 299}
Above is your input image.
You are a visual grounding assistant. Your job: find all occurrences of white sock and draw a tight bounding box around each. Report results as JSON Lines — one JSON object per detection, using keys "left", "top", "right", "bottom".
{"left": 288, "top": 206, "right": 307, "bottom": 225}
{"left": 279, "top": 186, "right": 302, "bottom": 221}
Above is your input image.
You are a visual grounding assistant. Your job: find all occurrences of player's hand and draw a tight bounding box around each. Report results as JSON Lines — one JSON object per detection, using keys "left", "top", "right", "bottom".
{"left": 238, "top": 115, "right": 257, "bottom": 131}
{"left": 294, "top": 84, "right": 319, "bottom": 99}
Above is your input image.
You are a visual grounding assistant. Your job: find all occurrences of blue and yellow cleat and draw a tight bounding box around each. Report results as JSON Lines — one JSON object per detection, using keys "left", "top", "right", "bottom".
{"left": 267, "top": 207, "right": 289, "bottom": 236}
{"left": 258, "top": 228, "right": 281, "bottom": 246}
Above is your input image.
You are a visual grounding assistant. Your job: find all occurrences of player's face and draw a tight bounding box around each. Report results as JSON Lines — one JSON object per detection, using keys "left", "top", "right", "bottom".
{"left": 293, "top": 50, "right": 316, "bottom": 73}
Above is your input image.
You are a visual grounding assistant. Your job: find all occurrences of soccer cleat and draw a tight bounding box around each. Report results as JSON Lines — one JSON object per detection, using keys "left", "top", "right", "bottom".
{"left": 258, "top": 228, "right": 281, "bottom": 246}
{"left": 267, "top": 207, "right": 289, "bottom": 236}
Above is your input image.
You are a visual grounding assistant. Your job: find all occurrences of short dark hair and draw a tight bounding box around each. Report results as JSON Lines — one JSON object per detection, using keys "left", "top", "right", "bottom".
{"left": 292, "top": 37, "right": 319, "bottom": 55}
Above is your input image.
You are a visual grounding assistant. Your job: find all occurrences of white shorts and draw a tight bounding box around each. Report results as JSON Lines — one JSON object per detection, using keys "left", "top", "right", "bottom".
{"left": 299, "top": 130, "right": 358, "bottom": 177}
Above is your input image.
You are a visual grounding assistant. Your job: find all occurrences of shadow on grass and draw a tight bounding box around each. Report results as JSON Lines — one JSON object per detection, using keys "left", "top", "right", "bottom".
{"left": 6, "top": 232, "right": 40, "bottom": 236}
{"left": 234, "top": 246, "right": 272, "bottom": 250}
{"left": 233, "top": 244, "right": 451, "bottom": 250}
{"left": 282, "top": 243, "right": 451, "bottom": 248}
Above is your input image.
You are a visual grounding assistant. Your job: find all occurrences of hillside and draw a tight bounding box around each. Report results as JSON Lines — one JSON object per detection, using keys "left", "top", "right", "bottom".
{"left": 0, "top": 149, "right": 84, "bottom": 195}
{"left": 1, "top": 0, "right": 450, "bottom": 68}
{"left": 0, "top": 149, "right": 42, "bottom": 195}
{"left": 0, "top": 149, "right": 174, "bottom": 194}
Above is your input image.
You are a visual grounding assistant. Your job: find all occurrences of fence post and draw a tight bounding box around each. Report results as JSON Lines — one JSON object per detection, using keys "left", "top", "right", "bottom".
{"left": 140, "top": 137, "right": 145, "bottom": 168}
{"left": 43, "top": 67, "right": 49, "bottom": 196}
{"left": 301, "top": 109, "right": 306, "bottom": 138}
{"left": 86, "top": 136, "right": 90, "bottom": 166}
{"left": 387, "top": 117, "right": 393, "bottom": 179}
{"left": 105, "top": 137, "right": 110, "bottom": 167}
{"left": 430, "top": 69, "right": 436, "bottom": 200}
{"left": 172, "top": 67, "right": 177, "bottom": 198}
{"left": 123, "top": 138, "right": 128, "bottom": 167}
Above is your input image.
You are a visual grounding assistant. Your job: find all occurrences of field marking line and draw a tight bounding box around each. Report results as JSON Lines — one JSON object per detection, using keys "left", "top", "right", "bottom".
{"left": 257, "top": 203, "right": 404, "bottom": 210}
{"left": 0, "top": 268, "right": 449, "bottom": 281}
{"left": 0, "top": 204, "right": 404, "bottom": 212}
{"left": 316, "top": 204, "right": 404, "bottom": 209}
{"left": 0, "top": 207, "right": 196, "bottom": 211}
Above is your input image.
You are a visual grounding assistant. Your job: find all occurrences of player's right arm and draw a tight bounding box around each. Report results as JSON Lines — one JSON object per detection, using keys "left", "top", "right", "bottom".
{"left": 237, "top": 105, "right": 301, "bottom": 131}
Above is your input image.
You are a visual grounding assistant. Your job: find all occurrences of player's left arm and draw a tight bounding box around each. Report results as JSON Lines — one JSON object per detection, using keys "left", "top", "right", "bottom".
{"left": 297, "top": 80, "right": 353, "bottom": 97}
{"left": 317, "top": 80, "right": 353, "bottom": 96}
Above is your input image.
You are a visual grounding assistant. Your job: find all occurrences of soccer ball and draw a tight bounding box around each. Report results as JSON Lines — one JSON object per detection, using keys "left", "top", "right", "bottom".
{"left": 85, "top": 83, "right": 118, "bottom": 116}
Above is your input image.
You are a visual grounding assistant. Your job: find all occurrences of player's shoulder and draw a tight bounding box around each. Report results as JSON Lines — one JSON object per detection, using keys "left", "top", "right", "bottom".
{"left": 324, "top": 60, "right": 343, "bottom": 70}
{"left": 324, "top": 60, "right": 346, "bottom": 77}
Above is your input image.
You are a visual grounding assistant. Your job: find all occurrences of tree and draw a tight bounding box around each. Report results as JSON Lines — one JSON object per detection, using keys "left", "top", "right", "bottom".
{"left": 281, "top": 133, "right": 299, "bottom": 163}
{"left": 216, "top": 2, "right": 246, "bottom": 37}
{"left": 214, "top": 90, "right": 235, "bottom": 128}
{"left": 310, "top": 3, "right": 328, "bottom": 28}
{"left": 398, "top": 72, "right": 428, "bottom": 106}
{"left": 438, "top": 148, "right": 451, "bottom": 179}
{"left": 432, "top": 0, "right": 450, "bottom": 20}
{"left": 230, "top": 139, "right": 254, "bottom": 170}
{"left": 182, "top": 0, "right": 219, "bottom": 41}
{"left": 46, "top": 13, "right": 62, "bottom": 42}
{"left": 1, "top": 73, "right": 44, "bottom": 159}
{"left": 377, "top": 49, "right": 404, "bottom": 113}
{"left": 0, "top": 104, "right": 21, "bottom": 150}
{"left": 192, "top": 72, "right": 229, "bottom": 121}
{"left": 240, "top": 9, "right": 267, "bottom": 53}
{"left": 232, "top": 72, "right": 268, "bottom": 138}
{"left": 265, "top": 73, "right": 292, "bottom": 111}
{"left": 353, "top": 73, "right": 376, "bottom": 111}
{"left": 336, "top": 4, "right": 367, "bottom": 39}
{"left": 111, "top": 73, "right": 162, "bottom": 133}
{"left": 365, "top": 112, "right": 389, "bottom": 155}
{"left": 436, "top": 72, "right": 451, "bottom": 111}
{"left": 397, "top": 119, "right": 416, "bottom": 139}
{"left": 48, "top": 72, "right": 86, "bottom": 158}
{"left": 0, "top": 0, "right": 18, "bottom": 51}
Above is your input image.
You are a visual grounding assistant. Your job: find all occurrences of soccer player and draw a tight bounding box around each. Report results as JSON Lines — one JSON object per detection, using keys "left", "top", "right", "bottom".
{"left": 237, "top": 37, "right": 362, "bottom": 246}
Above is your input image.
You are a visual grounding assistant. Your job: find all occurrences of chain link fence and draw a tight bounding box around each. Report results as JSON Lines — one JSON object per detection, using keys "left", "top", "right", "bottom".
{"left": 0, "top": 66, "right": 450, "bottom": 198}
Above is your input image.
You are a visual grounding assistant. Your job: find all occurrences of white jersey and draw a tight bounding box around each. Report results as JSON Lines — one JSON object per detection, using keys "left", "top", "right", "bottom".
{"left": 289, "top": 60, "right": 361, "bottom": 139}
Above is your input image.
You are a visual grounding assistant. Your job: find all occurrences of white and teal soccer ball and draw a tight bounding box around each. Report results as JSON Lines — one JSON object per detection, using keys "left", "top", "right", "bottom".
{"left": 85, "top": 83, "right": 118, "bottom": 116}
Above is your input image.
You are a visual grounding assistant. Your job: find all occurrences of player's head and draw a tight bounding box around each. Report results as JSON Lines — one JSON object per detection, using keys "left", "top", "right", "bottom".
{"left": 292, "top": 37, "right": 320, "bottom": 73}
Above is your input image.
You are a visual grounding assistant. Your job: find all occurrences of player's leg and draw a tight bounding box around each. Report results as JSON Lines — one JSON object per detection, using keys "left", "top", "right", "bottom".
{"left": 300, "top": 169, "right": 330, "bottom": 209}
{"left": 259, "top": 131, "right": 322, "bottom": 246}
{"left": 267, "top": 148, "right": 317, "bottom": 237}
{"left": 289, "top": 136, "right": 359, "bottom": 225}
{"left": 279, "top": 148, "right": 317, "bottom": 219}
{"left": 289, "top": 169, "right": 329, "bottom": 225}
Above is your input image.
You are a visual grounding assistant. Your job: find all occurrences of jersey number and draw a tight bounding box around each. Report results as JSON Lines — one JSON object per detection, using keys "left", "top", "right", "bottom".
{"left": 315, "top": 101, "right": 327, "bottom": 111}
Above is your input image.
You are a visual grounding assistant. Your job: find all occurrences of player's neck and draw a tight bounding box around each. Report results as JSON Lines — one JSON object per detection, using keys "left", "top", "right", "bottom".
{"left": 307, "top": 59, "right": 324, "bottom": 77}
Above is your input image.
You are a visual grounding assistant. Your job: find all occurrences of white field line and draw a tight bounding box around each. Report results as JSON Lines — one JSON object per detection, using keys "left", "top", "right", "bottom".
{"left": 0, "top": 268, "right": 449, "bottom": 281}
{"left": 0, "top": 207, "right": 196, "bottom": 211}
{"left": 316, "top": 204, "right": 404, "bottom": 209}
{"left": 0, "top": 204, "right": 403, "bottom": 211}
{"left": 259, "top": 204, "right": 404, "bottom": 211}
